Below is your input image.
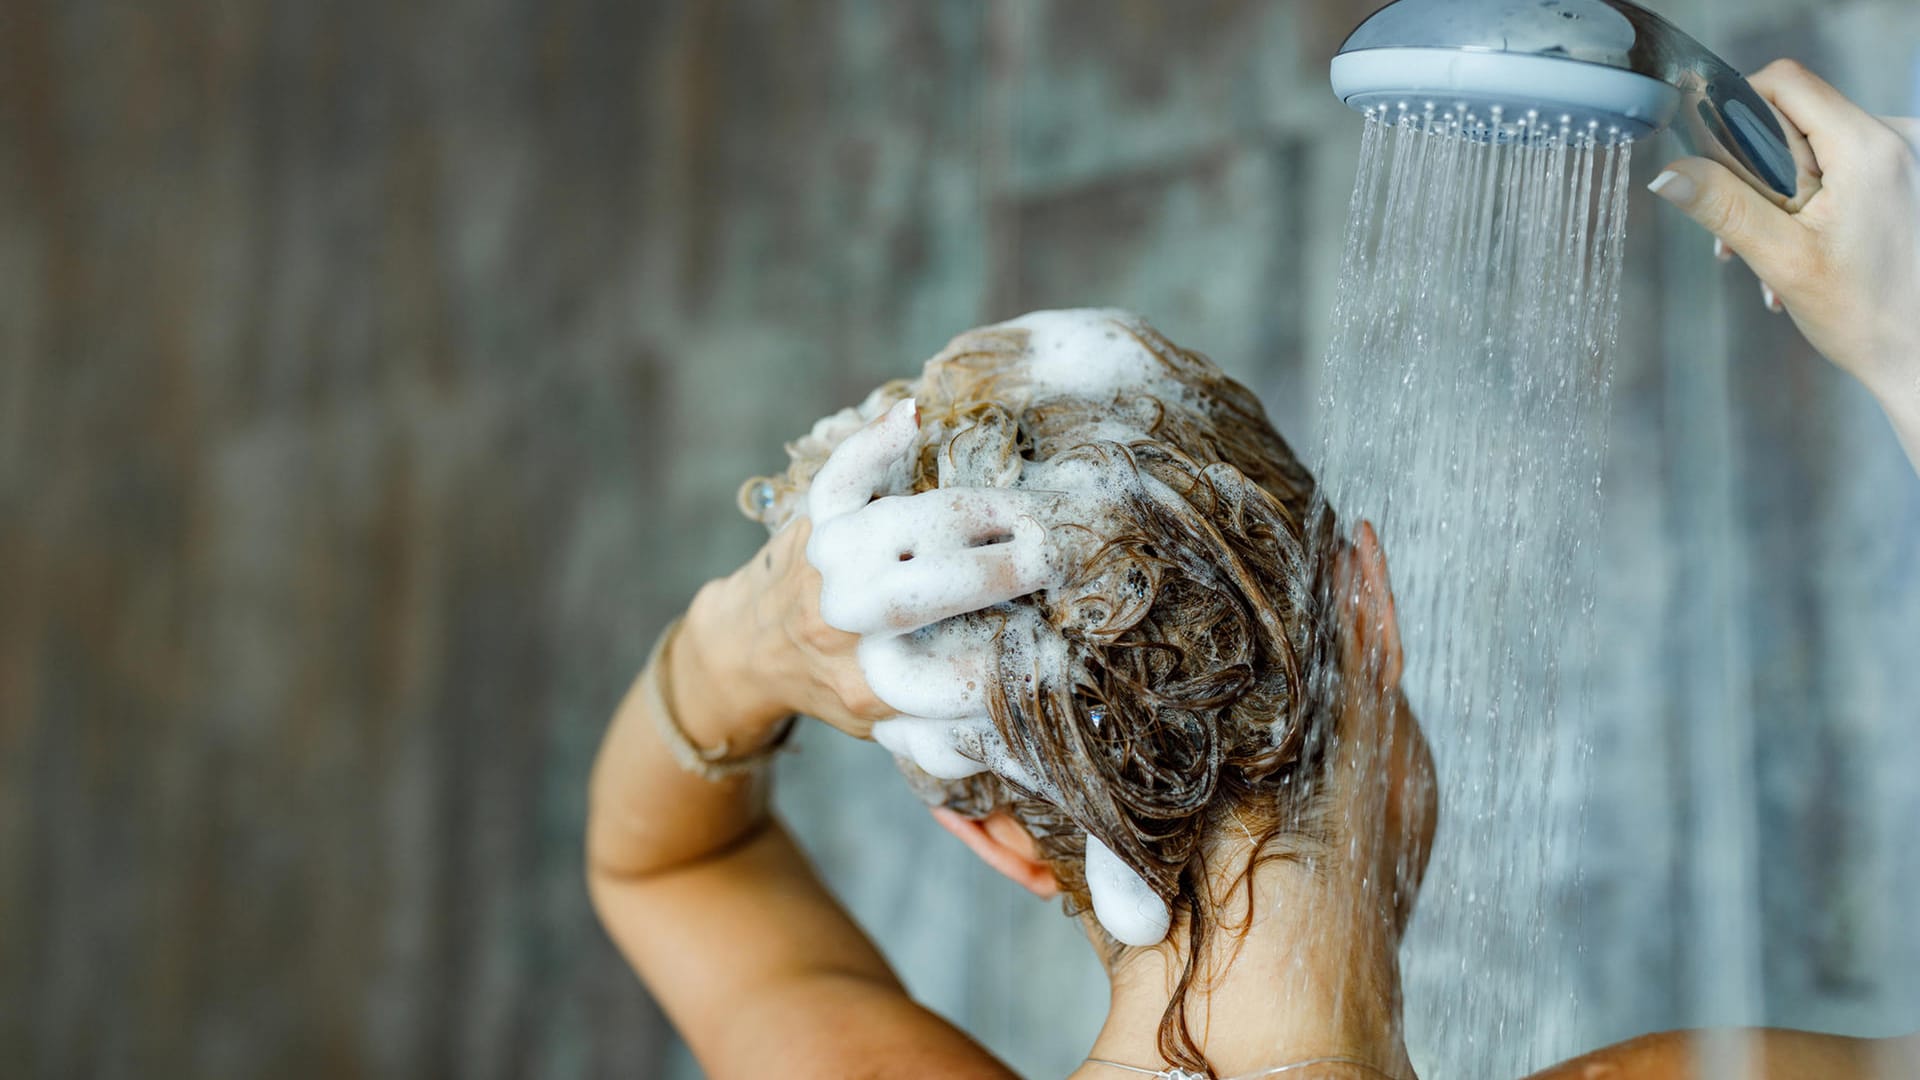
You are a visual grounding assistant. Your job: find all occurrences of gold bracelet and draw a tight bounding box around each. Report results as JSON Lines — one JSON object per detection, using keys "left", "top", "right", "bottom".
{"left": 648, "top": 617, "right": 797, "bottom": 781}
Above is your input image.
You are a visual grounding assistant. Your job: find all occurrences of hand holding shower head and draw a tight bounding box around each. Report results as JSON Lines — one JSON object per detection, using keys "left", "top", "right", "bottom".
{"left": 1330, "top": 0, "right": 1821, "bottom": 210}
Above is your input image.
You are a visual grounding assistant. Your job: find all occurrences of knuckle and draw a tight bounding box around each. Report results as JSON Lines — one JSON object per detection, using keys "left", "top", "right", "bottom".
{"left": 1772, "top": 253, "right": 1817, "bottom": 296}
{"left": 1757, "top": 232, "right": 1818, "bottom": 292}
{"left": 834, "top": 672, "right": 883, "bottom": 716}
{"left": 1798, "top": 239, "right": 1835, "bottom": 285}
{"left": 1748, "top": 59, "right": 1790, "bottom": 92}
{"left": 1700, "top": 189, "right": 1748, "bottom": 239}
{"left": 800, "top": 621, "right": 832, "bottom": 652}
{"left": 793, "top": 554, "right": 824, "bottom": 594}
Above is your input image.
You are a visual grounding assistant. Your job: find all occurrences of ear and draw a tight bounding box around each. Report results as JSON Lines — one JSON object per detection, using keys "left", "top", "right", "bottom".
{"left": 930, "top": 806, "right": 1060, "bottom": 899}
{"left": 1343, "top": 520, "right": 1405, "bottom": 687}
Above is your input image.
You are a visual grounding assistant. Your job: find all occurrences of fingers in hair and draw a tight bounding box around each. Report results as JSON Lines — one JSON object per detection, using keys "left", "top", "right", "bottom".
{"left": 805, "top": 397, "right": 919, "bottom": 524}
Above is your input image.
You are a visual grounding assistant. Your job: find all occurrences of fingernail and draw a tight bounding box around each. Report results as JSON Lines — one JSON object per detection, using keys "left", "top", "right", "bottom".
{"left": 1713, "top": 237, "right": 1731, "bottom": 262}
{"left": 1647, "top": 169, "right": 1695, "bottom": 205}
{"left": 1762, "top": 283, "right": 1783, "bottom": 313}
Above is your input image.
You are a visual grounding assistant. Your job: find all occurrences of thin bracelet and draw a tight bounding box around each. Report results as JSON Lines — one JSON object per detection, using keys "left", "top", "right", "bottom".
{"left": 648, "top": 617, "right": 796, "bottom": 781}
{"left": 1083, "top": 1055, "right": 1404, "bottom": 1080}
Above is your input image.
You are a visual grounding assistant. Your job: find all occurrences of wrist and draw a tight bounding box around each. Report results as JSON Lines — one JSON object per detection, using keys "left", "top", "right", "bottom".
{"left": 671, "top": 581, "right": 792, "bottom": 749}
{"left": 1862, "top": 358, "right": 1919, "bottom": 423}
{"left": 1856, "top": 319, "right": 1920, "bottom": 405}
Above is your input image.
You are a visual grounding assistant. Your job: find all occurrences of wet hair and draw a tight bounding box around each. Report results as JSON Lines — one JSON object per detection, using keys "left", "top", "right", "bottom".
{"left": 742, "top": 316, "right": 1344, "bottom": 1077}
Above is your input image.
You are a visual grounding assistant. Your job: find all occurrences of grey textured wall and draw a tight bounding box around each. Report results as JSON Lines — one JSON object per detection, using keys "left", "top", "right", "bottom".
{"left": 3, "top": 2, "right": 1916, "bottom": 1078}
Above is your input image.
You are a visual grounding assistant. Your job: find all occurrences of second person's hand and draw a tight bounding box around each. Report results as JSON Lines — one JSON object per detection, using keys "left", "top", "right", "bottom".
{"left": 1646, "top": 59, "right": 1920, "bottom": 467}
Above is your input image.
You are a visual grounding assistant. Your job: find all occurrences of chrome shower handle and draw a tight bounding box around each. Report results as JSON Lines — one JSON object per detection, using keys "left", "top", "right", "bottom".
{"left": 1668, "top": 59, "right": 1822, "bottom": 212}
{"left": 1331, "top": 0, "right": 1824, "bottom": 210}
{"left": 1601, "top": 0, "right": 1820, "bottom": 209}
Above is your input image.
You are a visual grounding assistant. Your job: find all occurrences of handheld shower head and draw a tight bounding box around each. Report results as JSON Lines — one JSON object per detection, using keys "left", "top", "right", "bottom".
{"left": 1330, "top": 0, "right": 1820, "bottom": 209}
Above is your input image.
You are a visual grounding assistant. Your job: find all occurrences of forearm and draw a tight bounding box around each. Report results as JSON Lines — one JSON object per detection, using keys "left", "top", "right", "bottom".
{"left": 586, "top": 581, "right": 792, "bottom": 883}
{"left": 582, "top": 568, "right": 998, "bottom": 1078}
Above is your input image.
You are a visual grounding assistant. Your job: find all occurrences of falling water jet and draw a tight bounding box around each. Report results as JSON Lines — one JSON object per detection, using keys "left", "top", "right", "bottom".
{"left": 1311, "top": 108, "right": 1633, "bottom": 1078}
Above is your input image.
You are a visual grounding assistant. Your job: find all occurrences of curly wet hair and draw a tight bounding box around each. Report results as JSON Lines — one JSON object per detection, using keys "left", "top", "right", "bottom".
{"left": 741, "top": 314, "right": 1346, "bottom": 1078}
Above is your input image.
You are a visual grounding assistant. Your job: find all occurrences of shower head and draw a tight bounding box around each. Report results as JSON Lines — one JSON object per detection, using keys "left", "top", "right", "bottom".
{"left": 1330, "top": 0, "right": 1820, "bottom": 209}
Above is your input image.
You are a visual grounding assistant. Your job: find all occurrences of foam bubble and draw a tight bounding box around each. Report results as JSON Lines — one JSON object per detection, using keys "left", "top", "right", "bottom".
{"left": 857, "top": 621, "right": 991, "bottom": 720}
{"left": 1001, "top": 308, "right": 1168, "bottom": 401}
{"left": 812, "top": 498, "right": 1058, "bottom": 637}
{"left": 1084, "top": 833, "right": 1172, "bottom": 946}
{"left": 871, "top": 717, "right": 996, "bottom": 780}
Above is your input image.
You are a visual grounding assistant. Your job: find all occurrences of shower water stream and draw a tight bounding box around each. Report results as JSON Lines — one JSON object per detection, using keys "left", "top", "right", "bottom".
{"left": 1312, "top": 108, "right": 1633, "bottom": 1077}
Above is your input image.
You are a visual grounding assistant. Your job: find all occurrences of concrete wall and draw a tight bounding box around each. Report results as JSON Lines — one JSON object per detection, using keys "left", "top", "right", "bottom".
{"left": 3, "top": 1, "right": 1916, "bottom": 1077}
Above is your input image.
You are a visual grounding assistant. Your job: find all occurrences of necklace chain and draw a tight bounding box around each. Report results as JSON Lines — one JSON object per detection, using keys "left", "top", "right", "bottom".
{"left": 1082, "top": 1054, "right": 1405, "bottom": 1080}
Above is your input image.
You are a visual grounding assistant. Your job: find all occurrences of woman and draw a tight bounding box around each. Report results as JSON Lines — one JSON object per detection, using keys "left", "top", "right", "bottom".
{"left": 588, "top": 306, "right": 1436, "bottom": 1080}
{"left": 587, "top": 59, "right": 1918, "bottom": 1080}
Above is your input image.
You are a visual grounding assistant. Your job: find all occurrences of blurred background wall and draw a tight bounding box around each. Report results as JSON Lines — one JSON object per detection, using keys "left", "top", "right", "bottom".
{"left": 3, "top": 1, "right": 1917, "bottom": 1078}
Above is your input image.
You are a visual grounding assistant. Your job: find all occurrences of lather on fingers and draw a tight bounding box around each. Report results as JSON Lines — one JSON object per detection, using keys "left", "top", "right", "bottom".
{"left": 805, "top": 397, "right": 919, "bottom": 525}
{"left": 858, "top": 616, "right": 996, "bottom": 720}
{"left": 820, "top": 485, "right": 1069, "bottom": 558}
{"left": 808, "top": 458, "right": 1069, "bottom": 638}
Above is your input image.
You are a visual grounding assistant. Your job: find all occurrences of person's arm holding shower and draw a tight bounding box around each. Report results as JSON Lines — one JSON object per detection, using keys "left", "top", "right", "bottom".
{"left": 1646, "top": 59, "right": 1920, "bottom": 473}
{"left": 585, "top": 403, "right": 1019, "bottom": 1079}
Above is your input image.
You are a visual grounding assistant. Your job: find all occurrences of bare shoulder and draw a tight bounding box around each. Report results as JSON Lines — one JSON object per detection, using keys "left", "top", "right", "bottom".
{"left": 1523, "top": 1031, "right": 1694, "bottom": 1079}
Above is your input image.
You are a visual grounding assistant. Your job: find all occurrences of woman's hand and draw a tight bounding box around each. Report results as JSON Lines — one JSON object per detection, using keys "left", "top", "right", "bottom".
{"left": 1646, "top": 60, "right": 1919, "bottom": 408}
{"left": 673, "top": 394, "right": 1060, "bottom": 751}
{"left": 676, "top": 517, "right": 894, "bottom": 747}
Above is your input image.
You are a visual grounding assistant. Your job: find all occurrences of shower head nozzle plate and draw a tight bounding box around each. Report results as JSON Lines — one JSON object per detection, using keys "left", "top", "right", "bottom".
{"left": 1328, "top": 0, "right": 1816, "bottom": 204}
{"left": 1331, "top": 47, "right": 1678, "bottom": 139}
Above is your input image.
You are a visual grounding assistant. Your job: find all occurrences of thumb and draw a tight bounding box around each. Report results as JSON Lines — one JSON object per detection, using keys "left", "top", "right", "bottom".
{"left": 1648, "top": 156, "right": 1809, "bottom": 280}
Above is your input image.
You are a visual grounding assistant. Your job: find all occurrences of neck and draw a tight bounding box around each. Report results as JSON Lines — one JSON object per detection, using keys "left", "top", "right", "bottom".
{"left": 1070, "top": 851, "right": 1416, "bottom": 1080}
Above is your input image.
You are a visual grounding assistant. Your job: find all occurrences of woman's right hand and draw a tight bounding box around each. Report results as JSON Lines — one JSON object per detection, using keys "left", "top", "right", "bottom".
{"left": 1646, "top": 60, "right": 1919, "bottom": 412}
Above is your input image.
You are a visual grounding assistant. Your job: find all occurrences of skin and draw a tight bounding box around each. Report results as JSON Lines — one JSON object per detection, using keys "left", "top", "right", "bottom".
{"left": 1645, "top": 59, "right": 1920, "bottom": 473}
{"left": 586, "top": 516, "right": 1007, "bottom": 1080}
{"left": 1525, "top": 1029, "right": 1920, "bottom": 1080}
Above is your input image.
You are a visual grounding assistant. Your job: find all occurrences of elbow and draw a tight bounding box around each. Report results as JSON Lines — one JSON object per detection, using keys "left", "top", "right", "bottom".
{"left": 583, "top": 801, "right": 652, "bottom": 896}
